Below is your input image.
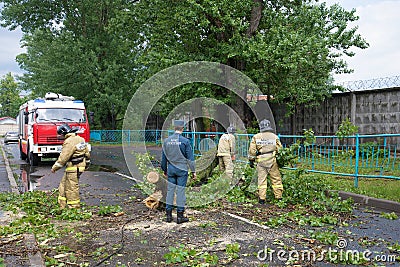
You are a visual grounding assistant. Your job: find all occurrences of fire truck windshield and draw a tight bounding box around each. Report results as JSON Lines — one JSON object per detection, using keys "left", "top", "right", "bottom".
{"left": 36, "top": 108, "right": 86, "bottom": 123}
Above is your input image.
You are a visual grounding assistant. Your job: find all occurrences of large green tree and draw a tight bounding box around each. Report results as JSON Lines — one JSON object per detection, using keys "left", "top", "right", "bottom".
{"left": 1, "top": 0, "right": 133, "bottom": 129}
{"left": 0, "top": 72, "right": 26, "bottom": 118}
{"left": 1, "top": 0, "right": 368, "bottom": 129}
{"left": 110, "top": 0, "right": 368, "bottom": 125}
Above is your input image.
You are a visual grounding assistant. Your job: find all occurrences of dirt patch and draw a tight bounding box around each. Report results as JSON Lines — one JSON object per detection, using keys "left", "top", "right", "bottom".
{"left": 46, "top": 201, "right": 299, "bottom": 266}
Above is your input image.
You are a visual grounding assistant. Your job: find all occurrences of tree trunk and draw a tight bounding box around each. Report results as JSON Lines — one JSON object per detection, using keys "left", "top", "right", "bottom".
{"left": 246, "top": 0, "right": 263, "bottom": 38}
{"left": 226, "top": 0, "right": 263, "bottom": 128}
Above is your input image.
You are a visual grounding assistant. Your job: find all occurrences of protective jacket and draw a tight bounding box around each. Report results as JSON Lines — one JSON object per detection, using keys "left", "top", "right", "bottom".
{"left": 52, "top": 133, "right": 90, "bottom": 173}
{"left": 217, "top": 133, "right": 236, "bottom": 157}
{"left": 248, "top": 132, "right": 282, "bottom": 165}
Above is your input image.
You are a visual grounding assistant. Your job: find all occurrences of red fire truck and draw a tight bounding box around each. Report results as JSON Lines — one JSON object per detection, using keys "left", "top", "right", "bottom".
{"left": 18, "top": 92, "right": 91, "bottom": 166}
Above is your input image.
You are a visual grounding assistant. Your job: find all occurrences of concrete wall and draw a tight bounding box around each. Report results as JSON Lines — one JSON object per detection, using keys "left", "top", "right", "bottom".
{"left": 355, "top": 89, "right": 400, "bottom": 134}
{"left": 271, "top": 87, "right": 400, "bottom": 137}
{"left": 0, "top": 124, "right": 18, "bottom": 135}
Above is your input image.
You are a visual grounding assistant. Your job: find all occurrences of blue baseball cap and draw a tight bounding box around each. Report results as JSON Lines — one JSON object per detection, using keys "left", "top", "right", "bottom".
{"left": 173, "top": 120, "right": 185, "bottom": 127}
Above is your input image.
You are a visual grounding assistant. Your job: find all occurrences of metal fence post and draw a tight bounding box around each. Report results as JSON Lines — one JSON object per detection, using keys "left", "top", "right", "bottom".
{"left": 156, "top": 130, "right": 159, "bottom": 145}
{"left": 311, "top": 144, "right": 315, "bottom": 170}
{"left": 354, "top": 134, "right": 360, "bottom": 188}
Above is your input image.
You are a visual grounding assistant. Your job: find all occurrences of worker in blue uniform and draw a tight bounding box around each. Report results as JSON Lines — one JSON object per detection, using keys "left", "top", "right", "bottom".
{"left": 161, "top": 120, "right": 196, "bottom": 224}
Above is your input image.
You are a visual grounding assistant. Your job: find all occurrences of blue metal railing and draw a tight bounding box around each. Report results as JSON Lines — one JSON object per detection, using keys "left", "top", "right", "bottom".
{"left": 90, "top": 130, "right": 400, "bottom": 183}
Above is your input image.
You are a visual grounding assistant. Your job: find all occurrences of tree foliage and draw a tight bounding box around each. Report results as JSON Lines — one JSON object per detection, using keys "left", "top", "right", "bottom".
{"left": 130, "top": 1, "right": 367, "bottom": 99}
{"left": 1, "top": 0, "right": 133, "bottom": 129}
{"left": 336, "top": 117, "right": 358, "bottom": 139}
{"left": 0, "top": 72, "right": 26, "bottom": 118}
{"left": 0, "top": 0, "right": 368, "bottom": 129}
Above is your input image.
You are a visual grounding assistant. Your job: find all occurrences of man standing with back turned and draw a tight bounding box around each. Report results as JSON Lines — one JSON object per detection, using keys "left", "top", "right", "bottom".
{"left": 161, "top": 120, "right": 196, "bottom": 224}
{"left": 248, "top": 119, "right": 283, "bottom": 204}
{"left": 217, "top": 126, "right": 236, "bottom": 180}
{"left": 51, "top": 123, "right": 90, "bottom": 209}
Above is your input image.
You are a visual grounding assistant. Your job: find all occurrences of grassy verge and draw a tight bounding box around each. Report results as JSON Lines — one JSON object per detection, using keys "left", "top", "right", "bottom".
{"left": 304, "top": 172, "right": 400, "bottom": 203}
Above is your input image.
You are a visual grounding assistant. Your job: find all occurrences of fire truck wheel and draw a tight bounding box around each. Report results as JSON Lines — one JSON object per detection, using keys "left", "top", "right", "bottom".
{"left": 29, "top": 152, "right": 39, "bottom": 166}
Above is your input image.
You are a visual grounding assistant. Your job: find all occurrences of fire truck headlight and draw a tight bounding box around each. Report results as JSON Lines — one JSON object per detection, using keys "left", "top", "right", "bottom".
{"left": 39, "top": 147, "right": 47, "bottom": 152}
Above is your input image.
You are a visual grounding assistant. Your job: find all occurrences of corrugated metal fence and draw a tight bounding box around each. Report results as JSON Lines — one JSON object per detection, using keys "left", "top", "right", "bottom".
{"left": 90, "top": 130, "right": 400, "bottom": 184}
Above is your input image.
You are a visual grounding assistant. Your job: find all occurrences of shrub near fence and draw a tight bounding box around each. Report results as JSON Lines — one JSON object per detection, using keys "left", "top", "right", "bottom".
{"left": 90, "top": 130, "right": 400, "bottom": 185}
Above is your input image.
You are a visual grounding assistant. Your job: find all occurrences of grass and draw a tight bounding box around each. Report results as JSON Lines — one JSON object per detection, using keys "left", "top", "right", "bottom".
{"left": 281, "top": 154, "right": 400, "bottom": 203}
{"left": 297, "top": 156, "right": 400, "bottom": 178}
{"left": 312, "top": 173, "right": 400, "bottom": 203}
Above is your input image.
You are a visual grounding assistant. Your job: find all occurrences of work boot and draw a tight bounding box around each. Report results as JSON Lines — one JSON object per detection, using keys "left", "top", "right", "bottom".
{"left": 258, "top": 198, "right": 266, "bottom": 205}
{"left": 166, "top": 210, "right": 173, "bottom": 223}
{"left": 176, "top": 212, "right": 189, "bottom": 224}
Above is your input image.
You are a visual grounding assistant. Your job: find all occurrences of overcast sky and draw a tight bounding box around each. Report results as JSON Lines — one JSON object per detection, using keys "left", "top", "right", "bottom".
{"left": 1, "top": 0, "right": 399, "bottom": 84}
{"left": 324, "top": 0, "right": 400, "bottom": 84}
{"left": 0, "top": 25, "right": 24, "bottom": 78}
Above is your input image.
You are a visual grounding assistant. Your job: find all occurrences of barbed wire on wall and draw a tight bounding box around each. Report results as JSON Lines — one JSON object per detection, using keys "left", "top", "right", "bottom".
{"left": 338, "top": 75, "right": 400, "bottom": 92}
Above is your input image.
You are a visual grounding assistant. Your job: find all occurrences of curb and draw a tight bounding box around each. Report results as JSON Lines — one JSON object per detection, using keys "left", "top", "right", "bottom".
{"left": 333, "top": 190, "right": 400, "bottom": 214}
{"left": 1, "top": 142, "right": 46, "bottom": 267}
{"left": 0, "top": 143, "right": 19, "bottom": 194}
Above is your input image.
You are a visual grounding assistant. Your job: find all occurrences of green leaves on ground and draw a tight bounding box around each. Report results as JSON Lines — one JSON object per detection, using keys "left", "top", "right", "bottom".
{"left": 97, "top": 205, "right": 123, "bottom": 216}
{"left": 278, "top": 171, "right": 353, "bottom": 212}
{"left": 0, "top": 190, "right": 92, "bottom": 237}
{"left": 223, "top": 163, "right": 353, "bottom": 229}
{"left": 261, "top": 171, "right": 353, "bottom": 228}
{"left": 164, "top": 244, "right": 218, "bottom": 266}
{"left": 225, "top": 242, "right": 240, "bottom": 260}
{"left": 379, "top": 212, "right": 398, "bottom": 220}
{"left": 308, "top": 230, "right": 339, "bottom": 245}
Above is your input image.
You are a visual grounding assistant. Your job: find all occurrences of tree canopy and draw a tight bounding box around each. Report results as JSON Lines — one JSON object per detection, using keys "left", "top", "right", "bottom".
{"left": 0, "top": 72, "right": 26, "bottom": 118}
{"left": 0, "top": 0, "right": 368, "bottom": 129}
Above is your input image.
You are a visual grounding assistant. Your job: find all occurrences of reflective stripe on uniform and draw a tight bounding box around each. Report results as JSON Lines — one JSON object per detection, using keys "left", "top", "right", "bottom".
{"left": 272, "top": 185, "right": 283, "bottom": 189}
{"left": 217, "top": 152, "right": 231, "bottom": 157}
{"left": 67, "top": 199, "right": 80, "bottom": 205}
{"left": 58, "top": 196, "right": 66, "bottom": 201}
{"left": 65, "top": 166, "right": 85, "bottom": 172}
{"left": 256, "top": 156, "right": 274, "bottom": 162}
{"left": 258, "top": 184, "right": 268, "bottom": 189}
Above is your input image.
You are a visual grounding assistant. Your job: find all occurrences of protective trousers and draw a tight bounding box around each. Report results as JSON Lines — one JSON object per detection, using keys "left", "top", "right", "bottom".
{"left": 58, "top": 171, "right": 81, "bottom": 209}
{"left": 257, "top": 160, "right": 283, "bottom": 200}
{"left": 218, "top": 156, "right": 234, "bottom": 179}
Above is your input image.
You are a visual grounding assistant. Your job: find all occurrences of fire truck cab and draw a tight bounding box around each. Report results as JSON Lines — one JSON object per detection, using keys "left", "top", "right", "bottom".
{"left": 18, "top": 92, "right": 91, "bottom": 166}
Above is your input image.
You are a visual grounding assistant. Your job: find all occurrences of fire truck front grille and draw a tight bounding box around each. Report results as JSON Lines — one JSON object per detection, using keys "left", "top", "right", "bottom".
{"left": 38, "top": 136, "right": 62, "bottom": 144}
